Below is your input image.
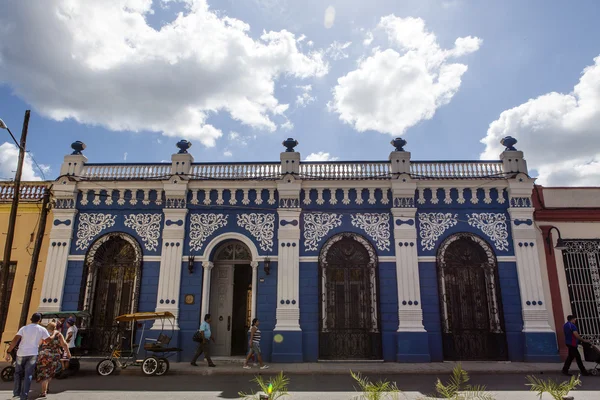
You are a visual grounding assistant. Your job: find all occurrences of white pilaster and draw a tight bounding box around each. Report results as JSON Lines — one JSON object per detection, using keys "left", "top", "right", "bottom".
{"left": 153, "top": 208, "right": 187, "bottom": 329}
{"left": 274, "top": 207, "right": 301, "bottom": 331}
{"left": 507, "top": 172, "right": 553, "bottom": 333}
{"left": 390, "top": 149, "right": 426, "bottom": 333}
{"left": 38, "top": 207, "right": 78, "bottom": 312}
{"left": 251, "top": 261, "right": 258, "bottom": 320}
{"left": 201, "top": 261, "right": 213, "bottom": 319}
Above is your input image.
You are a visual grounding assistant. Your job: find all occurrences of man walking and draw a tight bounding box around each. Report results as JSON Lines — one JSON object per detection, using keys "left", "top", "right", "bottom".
{"left": 6, "top": 313, "right": 50, "bottom": 400}
{"left": 562, "top": 315, "right": 590, "bottom": 376}
{"left": 190, "top": 314, "right": 216, "bottom": 367}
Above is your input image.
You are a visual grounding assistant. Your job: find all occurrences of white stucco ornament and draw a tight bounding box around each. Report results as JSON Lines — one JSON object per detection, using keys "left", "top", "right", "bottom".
{"left": 189, "top": 214, "right": 229, "bottom": 251}
{"left": 467, "top": 213, "right": 509, "bottom": 251}
{"left": 124, "top": 213, "right": 162, "bottom": 251}
{"left": 304, "top": 212, "right": 343, "bottom": 251}
{"left": 75, "top": 213, "right": 116, "bottom": 250}
{"left": 350, "top": 213, "right": 391, "bottom": 251}
{"left": 237, "top": 213, "right": 275, "bottom": 252}
{"left": 418, "top": 213, "right": 458, "bottom": 251}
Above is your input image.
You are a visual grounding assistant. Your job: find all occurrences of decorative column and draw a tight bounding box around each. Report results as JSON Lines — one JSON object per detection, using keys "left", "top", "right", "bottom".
{"left": 39, "top": 142, "right": 86, "bottom": 312}
{"left": 200, "top": 261, "right": 213, "bottom": 319}
{"left": 152, "top": 140, "right": 193, "bottom": 329}
{"left": 153, "top": 208, "right": 187, "bottom": 329}
{"left": 271, "top": 138, "right": 303, "bottom": 362}
{"left": 251, "top": 261, "right": 258, "bottom": 320}
{"left": 501, "top": 137, "right": 559, "bottom": 362}
{"left": 389, "top": 138, "right": 430, "bottom": 362}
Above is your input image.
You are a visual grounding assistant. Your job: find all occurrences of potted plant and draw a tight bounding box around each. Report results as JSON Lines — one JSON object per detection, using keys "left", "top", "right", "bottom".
{"left": 420, "top": 363, "right": 495, "bottom": 399}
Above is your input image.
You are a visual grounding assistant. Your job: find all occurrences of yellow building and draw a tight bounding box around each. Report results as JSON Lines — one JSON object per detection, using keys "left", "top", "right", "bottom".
{"left": 0, "top": 182, "right": 52, "bottom": 343}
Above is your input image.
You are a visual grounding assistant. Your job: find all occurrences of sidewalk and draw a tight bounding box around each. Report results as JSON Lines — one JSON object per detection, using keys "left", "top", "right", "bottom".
{"left": 65, "top": 360, "right": 567, "bottom": 376}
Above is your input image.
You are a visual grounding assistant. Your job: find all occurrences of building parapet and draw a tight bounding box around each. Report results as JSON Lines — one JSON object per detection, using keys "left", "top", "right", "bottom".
{"left": 0, "top": 182, "right": 50, "bottom": 202}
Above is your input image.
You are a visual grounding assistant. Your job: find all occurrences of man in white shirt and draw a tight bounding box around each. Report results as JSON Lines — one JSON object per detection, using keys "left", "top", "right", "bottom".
{"left": 6, "top": 313, "right": 49, "bottom": 400}
{"left": 65, "top": 317, "right": 78, "bottom": 349}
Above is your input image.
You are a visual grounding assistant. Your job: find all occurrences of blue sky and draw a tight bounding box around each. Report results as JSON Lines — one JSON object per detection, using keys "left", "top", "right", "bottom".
{"left": 1, "top": 0, "right": 599, "bottom": 185}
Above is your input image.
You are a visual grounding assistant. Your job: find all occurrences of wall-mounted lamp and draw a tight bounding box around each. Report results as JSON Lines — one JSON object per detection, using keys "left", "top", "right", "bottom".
{"left": 545, "top": 226, "right": 567, "bottom": 254}
{"left": 188, "top": 256, "right": 195, "bottom": 274}
{"left": 264, "top": 257, "right": 271, "bottom": 275}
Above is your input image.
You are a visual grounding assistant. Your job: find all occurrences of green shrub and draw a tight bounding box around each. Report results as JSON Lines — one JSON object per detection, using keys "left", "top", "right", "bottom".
{"left": 350, "top": 370, "right": 401, "bottom": 400}
{"left": 238, "top": 371, "right": 289, "bottom": 400}
{"left": 526, "top": 375, "right": 581, "bottom": 400}
{"left": 420, "top": 363, "right": 495, "bottom": 400}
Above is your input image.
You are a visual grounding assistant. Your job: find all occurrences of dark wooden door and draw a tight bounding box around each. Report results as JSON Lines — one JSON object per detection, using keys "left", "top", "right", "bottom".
{"left": 438, "top": 235, "right": 507, "bottom": 361}
{"left": 319, "top": 237, "right": 381, "bottom": 360}
{"left": 231, "top": 265, "right": 252, "bottom": 355}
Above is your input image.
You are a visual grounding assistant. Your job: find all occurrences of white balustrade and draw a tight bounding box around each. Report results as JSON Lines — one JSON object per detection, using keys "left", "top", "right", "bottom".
{"left": 81, "top": 164, "right": 172, "bottom": 180}
{"left": 299, "top": 162, "right": 390, "bottom": 180}
{"left": 0, "top": 183, "right": 48, "bottom": 201}
{"left": 191, "top": 163, "right": 281, "bottom": 179}
{"left": 410, "top": 161, "right": 504, "bottom": 179}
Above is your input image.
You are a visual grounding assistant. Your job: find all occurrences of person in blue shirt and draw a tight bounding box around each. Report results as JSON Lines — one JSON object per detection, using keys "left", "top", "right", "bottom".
{"left": 562, "top": 315, "right": 590, "bottom": 376}
{"left": 191, "top": 314, "right": 215, "bottom": 367}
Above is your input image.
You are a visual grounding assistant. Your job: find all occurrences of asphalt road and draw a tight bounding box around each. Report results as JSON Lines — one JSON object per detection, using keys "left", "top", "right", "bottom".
{"left": 1, "top": 370, "right": 600, "bottom": 399}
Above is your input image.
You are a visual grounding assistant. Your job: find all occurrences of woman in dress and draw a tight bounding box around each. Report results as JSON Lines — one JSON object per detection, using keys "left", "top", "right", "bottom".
{"left": 243, "top": 318, "right": 268, "bottom": 370}
{"left": 36, "top": 321, "right": 71, "bottom": 398}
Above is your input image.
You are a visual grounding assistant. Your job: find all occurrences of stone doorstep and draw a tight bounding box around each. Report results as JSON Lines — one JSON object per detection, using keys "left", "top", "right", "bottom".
{"left": 71, "top": 361, "right": 566, "bottom": 376}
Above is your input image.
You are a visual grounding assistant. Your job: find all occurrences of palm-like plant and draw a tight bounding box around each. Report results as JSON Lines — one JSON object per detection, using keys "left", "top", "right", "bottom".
{"left": 421, "top": 363, "right": 495, "bottom": 400}
{"left": 238, "top": 371, "right": 290, "bottom": 400}
{"left": 350, "top": 370, "right": 401, "bottom": 400}
{"left": 526, "top": 375, "right": 581, "bottom": 400}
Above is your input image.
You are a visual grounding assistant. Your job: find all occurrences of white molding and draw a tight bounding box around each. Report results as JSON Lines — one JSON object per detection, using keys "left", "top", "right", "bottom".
{"left": 182, "top": 255, "right": 277, "bottom": 262}
{"left": 199, "top": 232, "right": 261, "bottom": 263}
{"left": 417, "top": 255, "right": 517, "bottom": 262}
{"left": 67, "top": 254, "right": 164, "bottom": 262}
{"left": 415, "top": 181, "right": 508, "bottom": 189}
{"left": 299, "top": 255, "right": 396, "bottom": 263}
{"left": 188, "top": 182, "right": 277, "bottom": 190}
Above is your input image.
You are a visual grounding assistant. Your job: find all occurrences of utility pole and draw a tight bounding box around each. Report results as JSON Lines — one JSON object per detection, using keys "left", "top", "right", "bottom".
{"left": 0, "top": 110, "right": 30, "bottom": 335}
{"left": 19, "top": 186, "right": 51, "bottom": 327}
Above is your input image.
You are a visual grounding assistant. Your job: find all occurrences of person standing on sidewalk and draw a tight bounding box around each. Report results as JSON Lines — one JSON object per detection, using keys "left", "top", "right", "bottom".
{"left": 562, "top": 315, "right": 590, "bottom": 376}
{"left": 243, "top": 318, "right": 268, "bottom": 370}
{"left": 191, "top": 314, "right": 216, "bottom": 367}
{"left": 6, "top": 313, "right": 50, "bottom": 400}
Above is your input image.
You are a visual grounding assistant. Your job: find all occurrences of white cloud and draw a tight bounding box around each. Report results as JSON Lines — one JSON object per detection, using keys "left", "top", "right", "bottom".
{"left": 281, "top": 120, "right": 294, "bottom": 131}
{"left": 124, "top": 152, "right": 128, "bottom": 161}
{"left": 324, "top": 6, "right": 336, "bottom": 29}
{"left": 329, "top": 15, "right": 481, "bottom": 135}
{"left": 481, "top": 55, "right": 600, "bottom": 186}
{"left": 363, "top": 32, "right": 374, "bottom": 46}
{"left": 223, "top": 150, "right": 233, "bottom": 157}
{"left": 0, "top": 0, "right": 328, "bottom": 147}
{"left": 296, "top": 85, "right": 316, "bottom": 108}
{"left": 228, "top": 131, "right": 252, "bottom": 146}
{"left": 325, "top": 41, "right": 352, "bottom": 61}
{"left": 0, "top": 142, "right": 43, "bottom": 181}
{"left": 304, "top": 151, "right": 339, "bottom": 161}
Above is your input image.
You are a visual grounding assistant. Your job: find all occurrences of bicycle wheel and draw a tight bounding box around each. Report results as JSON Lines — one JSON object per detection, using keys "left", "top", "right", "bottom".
{"left": 141, "top": 356, "right": 158, "bottom": 376}
{"left": 155, "top": 358, "right": 170, "bottom": 376}
{"left": 96, "top": 359, "right": 116, "bottom": 376}
{"left": 1, "top": 366, "right": 14, "bottom": 382}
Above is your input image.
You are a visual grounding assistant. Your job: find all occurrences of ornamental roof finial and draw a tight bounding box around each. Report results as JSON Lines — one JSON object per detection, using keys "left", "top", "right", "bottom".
{"left": 282, "top": 138, "right": 298, "bottom": 152}
{"left": 70, "top": 141, "right": 86, "bottom": 155}
{"left": 176, "top": 139, "right": 192, "bottom": 154}
{"left": 500, "top": 136, "right": 518, "bottom": 151}
{"left": 390, "top": 137, "right": 407, "bottom": 152}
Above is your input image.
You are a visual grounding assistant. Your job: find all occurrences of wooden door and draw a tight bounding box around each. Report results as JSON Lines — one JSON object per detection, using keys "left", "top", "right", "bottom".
{"left": 210, "top": 264, "right": 233, "bottom": 356}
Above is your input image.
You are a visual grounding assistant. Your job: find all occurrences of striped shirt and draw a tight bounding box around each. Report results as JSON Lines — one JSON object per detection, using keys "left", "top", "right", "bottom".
{"left": 250, "top": 326, "right": 261, "bottom": 344}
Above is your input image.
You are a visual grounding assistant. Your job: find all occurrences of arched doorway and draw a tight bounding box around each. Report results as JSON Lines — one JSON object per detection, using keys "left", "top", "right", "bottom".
{"left": 437, "top": 233, "right": 507, "bottom": 361}
{"left": 79, "top": 232, "right": 142, "bottom": 353}
{"left": 209, "top": 241, "right": 253, "bottom": 356}
{"left": 318, "top": 232, "right": 382, "bottom": 360}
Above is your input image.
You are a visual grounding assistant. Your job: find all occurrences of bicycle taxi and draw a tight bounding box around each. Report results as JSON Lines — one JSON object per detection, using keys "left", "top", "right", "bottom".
{"left": 96, "top": 311, "right": 181, "bottom": 377}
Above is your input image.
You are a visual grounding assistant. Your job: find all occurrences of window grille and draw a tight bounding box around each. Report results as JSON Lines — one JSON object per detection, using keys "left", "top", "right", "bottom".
{"left": 562, "top": 240, "right": 600, "bottom": 343}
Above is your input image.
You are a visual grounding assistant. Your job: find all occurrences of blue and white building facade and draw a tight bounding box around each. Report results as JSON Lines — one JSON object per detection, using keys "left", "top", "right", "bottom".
{"left": 38, "top": 138, "right": 560, "bottom": 363}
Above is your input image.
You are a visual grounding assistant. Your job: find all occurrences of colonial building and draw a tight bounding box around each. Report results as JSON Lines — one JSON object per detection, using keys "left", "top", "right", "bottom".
{"left": 533, "top": 185, "right": 600, "bottom": 360}
{"left": 0, "top": 182, "right": 52, "bottom": 343}
{"left": 38, "top": 137, "right": 559, "bottom": 363}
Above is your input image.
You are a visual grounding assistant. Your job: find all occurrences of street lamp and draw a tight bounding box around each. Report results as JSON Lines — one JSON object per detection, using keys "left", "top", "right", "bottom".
{"left": 0, "top": 118, "right": 21, "bottom": 150}
{"left": 546, "top": 226, "right": 567, "bottom": 254}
